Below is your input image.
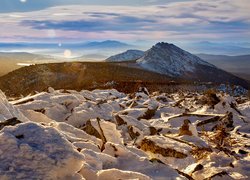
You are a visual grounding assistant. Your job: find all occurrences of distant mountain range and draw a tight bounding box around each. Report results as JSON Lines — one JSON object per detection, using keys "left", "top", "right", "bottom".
{"left": 0, "top": 40, "right": 133, "bottom": 53}
{"left": 197, "top": 54, "right": 250, "bottom": 81}
{"left": 81, "top": 40, "right": 131, "bottom": 49}
{"left": 0, "top": 41, "right": 134, "bottom": 75}
{"left": 0, "top": 52, "right": 55, "bottom": 76}
{"left": 183, "top": 41, "right": 250, "bottom": 55}
{"left": 1, "top": 40, "right": 250, "bottom": 58}
{"left": 0, "top": 40, "right": 135, "bottom": 58}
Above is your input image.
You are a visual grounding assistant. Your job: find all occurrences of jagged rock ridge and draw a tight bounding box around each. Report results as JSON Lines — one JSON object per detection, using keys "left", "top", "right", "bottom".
{"left": 106, "top": 50, "right": 144, "bottom": 62}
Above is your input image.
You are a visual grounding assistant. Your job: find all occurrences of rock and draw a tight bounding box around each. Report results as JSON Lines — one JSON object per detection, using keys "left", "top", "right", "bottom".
{"left": 196, "top": 112, "right": 234, "bottom": 132}
{"left": 156, "top": 96, "right": 168, "bottom": 102}
{"left": 192, "top": 164, "right": 204, "bottom": 174}
{"left": 204, "top": 171, "right": 230, "bottom": 180}
{"left": 128, "top": 100, "right": 139, "bottom": 108}
{"left": 127, "top": 125, "right": 140, "bottom": 140}
{"left": 97, "top": 168, "right": 151, "bottom": 180}
{"left": 212, "top": 112, "right": 234, "bottom": 131}
{"left": 198, "top": 90, "right": 220, "bottom": 108}
{"left": 238, "top": 149, "right": 248, "bottom": 155}
{"left": 175, "top": 169, "right": 194, "bottom": 180}
{"left": 139, "top": 107, "right": 158, "bottom": 120}
{"left": 82, "top": 120, "right": 102, "bottom": 139}
{"left": 179, "top": 119, "right": 193, "bottom": 136}
{"left": 48, "top": 87, "right": 55, "bottom": 93}
{"left": 140, "top": 138, "right": 188, "bottom": 159}
{"left": 138, "top": 87, "right": 149, "bottom": 96}
{"left": 0, "top": 117, "right": 22, "bottom": 130}
{"left": 0, "top": 122, "right": 84, "bottom": 179}
{"left": 115, "top": 115, "right": 127, "bottom": 126}
{"left": 149, "top": 126, "right": 158, "bottom": 135}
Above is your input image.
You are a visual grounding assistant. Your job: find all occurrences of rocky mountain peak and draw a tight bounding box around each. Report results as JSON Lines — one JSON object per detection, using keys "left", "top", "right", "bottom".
{"left": 137, "top": 42, "right": 214, "bottom": 76}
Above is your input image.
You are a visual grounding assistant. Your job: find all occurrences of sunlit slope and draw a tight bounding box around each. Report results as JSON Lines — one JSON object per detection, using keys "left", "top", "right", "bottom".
{"left": 0, "top": 62, "right": 173, "bottom": 96}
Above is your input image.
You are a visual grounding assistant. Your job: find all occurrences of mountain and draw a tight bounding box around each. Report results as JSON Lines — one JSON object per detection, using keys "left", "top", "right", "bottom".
{"left": 0, "top": 41, "right": 135, "bottom": 58}
{"left": 0, "top": 52, "right": 55, "bottom": 77}
{"left": 184, "top": 41, "right": 250, "bottom": 55}
{"left": 106, "top": 50, "right": 144, "bottom": 62}
{"left": 0, "top": 62, "right": 173, "bottom": 97}
{"left": 0, "top": 41, "right": 132, "bottom": 50}
{"left": 137, "top": 42, "right": 214, "bottom": 76}
{"left": 0, "top": 42, "right": 249, "bottom": 97}
{"left": 136, "top": 42, "right": 249, "bottom": 88}
{"left": 197, "top": 54, "right": 250, "bottom": 81}
{"left": 75, "top": 54, "right": 107, "bottom": 61}
{"left": 0, "top": 52, "right": 52, "bottom": 60}
{"left": 82, "top": 40, "right": 131, "bottom": 49}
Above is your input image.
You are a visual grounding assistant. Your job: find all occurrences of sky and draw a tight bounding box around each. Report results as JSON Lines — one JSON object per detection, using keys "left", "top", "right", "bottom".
{"left": 0, "top": 0, "right": 250, "bottom": 44}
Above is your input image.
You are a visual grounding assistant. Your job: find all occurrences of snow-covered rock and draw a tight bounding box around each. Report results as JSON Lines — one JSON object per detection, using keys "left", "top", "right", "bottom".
{"left": 0, "top": 90, "right": 29, "bottom": 122}
{"left": 0, "top": 122, "right": 84, "bottom": 179}
{"left": 106, "top": 50, "right": 144, "bottom": 62}
{"left": 0, "top": 88, "right": 249, "bottom": 179}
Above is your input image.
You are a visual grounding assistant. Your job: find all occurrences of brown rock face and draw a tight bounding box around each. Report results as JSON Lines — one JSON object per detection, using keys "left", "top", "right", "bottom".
{"left": 138, "top": 107, "right": 158, "bottom": 120}
{"left": 198, "top": 90, "right": 220, "bottom": 108}
{"left": 212, "top": 111, "right": 234, "bottom": 131}
{"left": 140, "top": 138, "right": 188, "bottom": 159}
{"left": 149, "top": 126, "right": 158, "bottom": 135}
{"left": 115, "top": 115, "right": 127, "bottom": 126}
{"left": 0, "top": 117, "right": 22, "bottom": 130}
{"left": 82, "top": 120, "right": 102, "bottom": 139}
{"left": 179, "top": 119, "right": 192, "bottom": 136}
{"left": 127, "top": 125, "right": 140, "bottom": 140}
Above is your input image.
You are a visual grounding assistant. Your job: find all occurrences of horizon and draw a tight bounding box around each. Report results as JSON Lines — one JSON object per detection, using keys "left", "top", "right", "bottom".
{"left": 1, "top": 0, "right": 250, "bottom": 57}
{"left": 1, "top": 40, "right": 250, "bottom": 58}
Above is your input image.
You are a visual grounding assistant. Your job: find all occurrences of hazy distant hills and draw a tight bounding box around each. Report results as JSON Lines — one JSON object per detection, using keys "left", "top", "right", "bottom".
{"left": 1, "top": 40, "right": 250, "bottom": 56}
{"left": 197, "top": 54, "right": 250, "bottom": 81}
{"left": 76, "top": 54, "right": 107, "bottom": 61}
{"left": 0, "top": 52, "right": 54, "bottom": 76}
{"left": 81, "top": 40, "right": 131, "bottom": 49}
{"left": 0, "top": 40, "right": 135, "bottom": 57}
{"left": 184, "top": 41, "right": 250, "bottom": 55}
{"left": 0, "top": 52, "right": 52, "bottom": 60}
{"left": 0, "top": 40, "right": 132, "bottom": 50}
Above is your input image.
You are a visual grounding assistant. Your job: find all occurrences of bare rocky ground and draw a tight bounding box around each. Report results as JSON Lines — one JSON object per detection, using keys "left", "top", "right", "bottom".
{"left": 0, "top": 87, "right": 249, "bottom": 179}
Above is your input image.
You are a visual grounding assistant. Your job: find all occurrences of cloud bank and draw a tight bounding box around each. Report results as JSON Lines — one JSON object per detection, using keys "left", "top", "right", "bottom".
{"left": 0, "top": 0, "right": 249, "bottom": 43}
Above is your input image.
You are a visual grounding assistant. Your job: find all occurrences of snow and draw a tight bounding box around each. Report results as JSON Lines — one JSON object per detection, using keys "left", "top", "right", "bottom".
{"left": 106, "top": 50, "right": 144, "bottom": 62}
{"left": 0, "top": 91, "right": 29, "bottom": 122}
{"left": 137, "top": 42, "right": 215, "bottom": 77}
{"left": 97, "top": 168, "right": 151, "bottom": 180}
{"left": 0, "top": 88, "right": 249, "bottom": 179}
{"left": 0, "top": 122, "right": 84, "bottom": 179}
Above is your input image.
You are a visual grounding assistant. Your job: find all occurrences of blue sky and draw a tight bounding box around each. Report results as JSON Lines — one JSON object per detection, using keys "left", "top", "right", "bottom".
{"left": 0, "top": 0, "right": 189, "bottom": 12}
{"left": 0, "top": 0, "right": 249, "bottom": 44}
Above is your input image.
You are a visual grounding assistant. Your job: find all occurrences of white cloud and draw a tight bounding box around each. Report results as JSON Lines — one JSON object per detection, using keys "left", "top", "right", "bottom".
{"left": 0, "top": 0, "right": 249, "bottom": 42}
